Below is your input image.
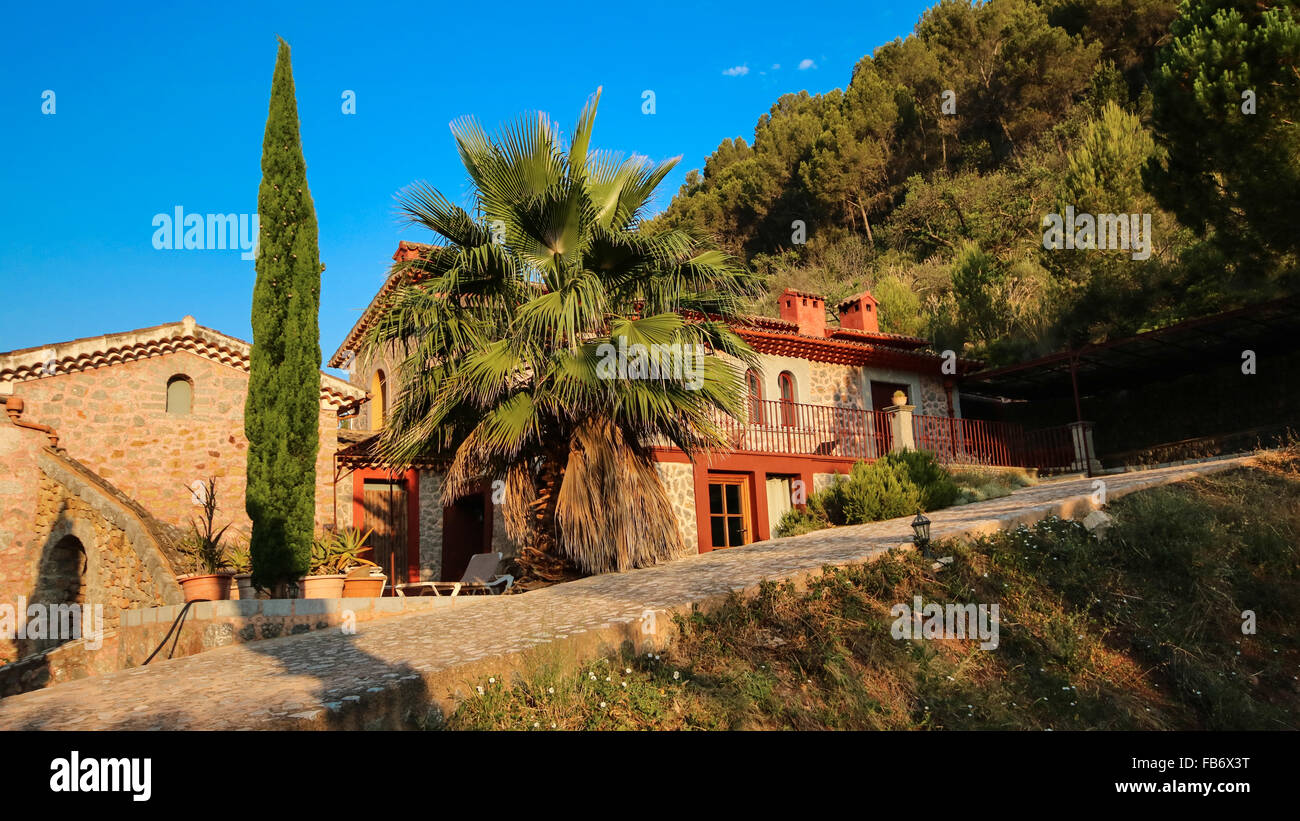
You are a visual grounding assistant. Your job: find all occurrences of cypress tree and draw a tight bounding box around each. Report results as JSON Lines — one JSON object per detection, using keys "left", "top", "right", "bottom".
{"left": 246, "top": 38, "right": 322, "bottom": 591}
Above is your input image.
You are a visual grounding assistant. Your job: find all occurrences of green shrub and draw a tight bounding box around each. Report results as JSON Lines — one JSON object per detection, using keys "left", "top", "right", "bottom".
{"left": 775, "top": 456, "right": 940, "bottom": 536}
{"left": 774, "top": 507, "right": 829, "bottom": 537}
{"left": 822, "top": 459, "right": 924, "bottom": 525}
{"left": 772, "top": 453, "right": 990, "bottom": 538}
{"left": 882, "top": 450, "right": 960, "bottom": 510}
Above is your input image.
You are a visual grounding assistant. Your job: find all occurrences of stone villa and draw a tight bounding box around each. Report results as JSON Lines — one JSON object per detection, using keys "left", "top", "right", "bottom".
{"left": 327, "top": 241, "right": 995, "bottom": 587}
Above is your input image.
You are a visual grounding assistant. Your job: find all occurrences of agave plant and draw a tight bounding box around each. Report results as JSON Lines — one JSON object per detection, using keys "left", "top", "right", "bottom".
{"left": 179, "top": 477, "right": 232, "bottom": 575}
{"left": 361, "top": 89, "right": 760, "bottom": 579}
{"left": 226, "top": 540, "right": 252, "bottom": 575}
{"left": 309, "top": 528, "right": 378, "bottom": 575}
{"left": 332, "top": 527, "right": 378, "bottom": 571}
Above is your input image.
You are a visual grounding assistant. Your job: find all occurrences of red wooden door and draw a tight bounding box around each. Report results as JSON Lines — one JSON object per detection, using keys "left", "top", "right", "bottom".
{"left": 362, "top": 479, "right": 408, "bottom": 586}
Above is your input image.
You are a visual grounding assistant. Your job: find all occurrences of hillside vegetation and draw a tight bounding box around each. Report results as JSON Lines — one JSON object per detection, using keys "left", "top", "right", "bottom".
{"left": 652, "top": 0, "right": 1300, "bottom": 366}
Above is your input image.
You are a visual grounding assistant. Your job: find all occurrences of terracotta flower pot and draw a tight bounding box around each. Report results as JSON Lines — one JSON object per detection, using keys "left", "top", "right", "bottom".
{"left": 342, "top": 574, "right": 387, "bottom": 598}
{"left": 300, "top": 574, "right": 346, "bottom": 599}
{"left": 179, "top": 573, "right": 232, "bottom": 602}
{"left": 234, "top": 573, "right": 256, "bottom": 601}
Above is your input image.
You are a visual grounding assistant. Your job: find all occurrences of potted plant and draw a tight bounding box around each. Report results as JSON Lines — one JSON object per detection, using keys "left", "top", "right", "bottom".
{"left": 301, "top": 531, "right": 349, "bottom": 598}
{"left": 176, "top": 477, "right": 232, "bottom": 602}
{"left": 891, "top": 389, "right": 909, "bottom": 407}
{"left": 335, "top": 528, "right": 386, "bottom": 597}
{"left": 226, "top": 540, "right": 255, "bottom": 600}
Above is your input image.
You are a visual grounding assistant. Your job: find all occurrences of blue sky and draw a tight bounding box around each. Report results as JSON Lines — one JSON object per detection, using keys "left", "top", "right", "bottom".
{"left": 0, "top": 0, "right": 932, "bottom": 371}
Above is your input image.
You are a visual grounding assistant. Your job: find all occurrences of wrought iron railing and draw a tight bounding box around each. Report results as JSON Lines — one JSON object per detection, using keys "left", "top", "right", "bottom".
{"left": 714, "top": 398, "right": 889, "bottom": 460}
{"left": 710, "top": 398, "right": 1076, "bottom": 471}
{"left": 913, "top": 416, "right": 1076, "bottom": 471}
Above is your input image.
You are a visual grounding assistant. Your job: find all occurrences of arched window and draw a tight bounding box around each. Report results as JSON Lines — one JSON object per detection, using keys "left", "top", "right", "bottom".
{"left": 745, "top": 369, "right": 763, "bottom": 424}
{"left": 370, "top": 369, "right": 387, "bottom": 430}
{"left": 166, "top": 374, "right": 192, "bottom": 415}
{"left": 778, "top": 371, "right": 796, "bottom": 427}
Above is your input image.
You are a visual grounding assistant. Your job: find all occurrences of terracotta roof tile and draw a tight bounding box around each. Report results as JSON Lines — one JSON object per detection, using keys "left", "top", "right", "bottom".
{"left": 0, "top": 317, "right": 367, "bottom": 410}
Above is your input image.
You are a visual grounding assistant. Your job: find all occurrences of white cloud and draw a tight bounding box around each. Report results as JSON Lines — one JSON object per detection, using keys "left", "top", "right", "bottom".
{"left": 772, "top": 63, "right": 781, "bottom": 70}
{"left": 798, "top": 58, "right": 817, "bottom": 70}
{"left": 722, "top": 64, "right": 749, "bottom": 77}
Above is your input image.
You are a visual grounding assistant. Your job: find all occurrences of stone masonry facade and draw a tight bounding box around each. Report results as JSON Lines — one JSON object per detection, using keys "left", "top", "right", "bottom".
{"left": 9, "top": 350, "right": 346, "bottom": 534}
{"left": 656, "top": 461, "right": 697, "bottom": 558}
{"left": 805, "top": 359, "right": 951, "bottom": 418}
{"left": 415, "top": 470, "right": 518, "bottom": 581}
{"left": 0, "top": 319, "right": 366, "bottom": 667}
{"left": 0, "top": 321, "right": 366, "bottom": 535}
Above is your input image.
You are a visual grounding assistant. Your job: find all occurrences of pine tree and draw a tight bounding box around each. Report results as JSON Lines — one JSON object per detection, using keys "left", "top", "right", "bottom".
{"left": 245, "top": 38, "right": 322, "bottom": 591}
{"left": 1143, "top": 0, "right": 1300, "bottom": 273}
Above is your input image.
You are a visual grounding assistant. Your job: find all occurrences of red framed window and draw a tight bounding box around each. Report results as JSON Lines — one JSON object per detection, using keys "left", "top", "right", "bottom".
{"left": 778, "top": 371, "right": 796, "bottom": 427}
{"left": 746, "top": 369, "right": 763, "bottom": 423}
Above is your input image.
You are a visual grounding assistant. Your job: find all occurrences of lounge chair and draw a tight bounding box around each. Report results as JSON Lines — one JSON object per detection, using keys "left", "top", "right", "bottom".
{"left": 394, "top": 551, "right": 515, "bottom": 597}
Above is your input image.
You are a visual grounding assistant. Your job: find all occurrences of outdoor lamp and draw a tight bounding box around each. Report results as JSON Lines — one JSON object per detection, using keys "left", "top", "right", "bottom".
{"left": 911, "top": 512, "right": 932, "bottom": 558}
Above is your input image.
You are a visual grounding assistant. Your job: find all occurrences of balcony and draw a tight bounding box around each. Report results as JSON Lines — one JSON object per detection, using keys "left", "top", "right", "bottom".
{"left": 715, "top": 398, "right": 1078, "bottom": 472}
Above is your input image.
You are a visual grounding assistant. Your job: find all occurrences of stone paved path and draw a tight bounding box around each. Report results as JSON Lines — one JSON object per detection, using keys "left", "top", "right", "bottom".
{"left": 0, "top": 458, "right": 1252, "bottom": 730}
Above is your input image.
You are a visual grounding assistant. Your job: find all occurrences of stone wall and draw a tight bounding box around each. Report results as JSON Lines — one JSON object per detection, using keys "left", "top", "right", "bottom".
{"left": 414, "top": 470, "right": 521, "bottom": 581}
{"left": 348, "top": 344, "right": 402, "bottom": 433}
{"left": 752, "top": 356, "right": 956, "bottom": 419}
{"left": 808, "top": 360, "right": 867, "bottom": 408}
{"left": 0, "top": 413, "right": 48, "bottom": 663}
{"left": 656, "top": 461, "right": 697, "bottom": 557}
{"left": 8, "top": 349, "right": 347, "bottom": 532}
{"left": 916, "top": 374, "right": 950, "bottom": 418}
{"left": 417, "top": 470, "right": 444, "bottom": 580}
{"left": 490, "top": 503, "right": 514, "bottom": 557}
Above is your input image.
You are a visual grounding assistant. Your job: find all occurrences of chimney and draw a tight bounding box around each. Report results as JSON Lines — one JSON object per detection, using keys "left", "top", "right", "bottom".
{"left": 778, "top": 288, "right": 827, "bottom": 337}
{"left": 836, "top": 291, "right": 880, "bottom": 333}
{"left": 393, "top": 241, "right": 424, "bottom": 262}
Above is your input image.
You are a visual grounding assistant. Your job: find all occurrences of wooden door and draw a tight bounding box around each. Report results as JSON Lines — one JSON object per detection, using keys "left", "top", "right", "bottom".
{"left": 362, "top": 479, "right": 408, "bottom": 586}
{"left": 707, "top": 476, "right": 751, "bottom": 549}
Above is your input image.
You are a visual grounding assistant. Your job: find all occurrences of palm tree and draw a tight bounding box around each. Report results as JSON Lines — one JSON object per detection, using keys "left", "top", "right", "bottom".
{"left": 361, "top": 88, "right": 760, "bottom": 582}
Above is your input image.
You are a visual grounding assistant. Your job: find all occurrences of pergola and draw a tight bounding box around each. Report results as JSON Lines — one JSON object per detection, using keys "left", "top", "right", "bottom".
{"left": 957, "top": 296, "right": 1300, "bottom": 475}
{"left": 962, "top": 296, "right": 1300, "bottom": 417}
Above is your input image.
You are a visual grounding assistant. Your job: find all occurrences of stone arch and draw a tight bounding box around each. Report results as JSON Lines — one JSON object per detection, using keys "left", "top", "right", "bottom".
{"left": 36, "top": 534, "right": 87, "bottom": 606}
{"left": 22, "top": 513, "right": 99, "bottom": 657}
{"left": 37, "top": 514, "right": 98, "bottom": 601}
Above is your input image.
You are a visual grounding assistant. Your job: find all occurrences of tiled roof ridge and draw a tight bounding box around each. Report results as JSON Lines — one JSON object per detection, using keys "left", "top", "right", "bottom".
{"left": 826, "top": 326, "right": 929, "bottom": 346}
{"left": 0, "top": 319, "right": 366, "bottom": 409}
{"left": 735, "top": 325, "right": 983, "bottom": 372}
